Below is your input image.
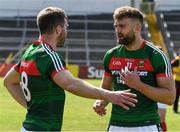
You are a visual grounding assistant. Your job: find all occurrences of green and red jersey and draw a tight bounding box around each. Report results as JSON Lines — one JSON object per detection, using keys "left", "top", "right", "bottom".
{"left": 14, "top": 40, "right": 66, "bottom": 131}
{"left": 103, "top": 40, "right": 172, "bottom": 127}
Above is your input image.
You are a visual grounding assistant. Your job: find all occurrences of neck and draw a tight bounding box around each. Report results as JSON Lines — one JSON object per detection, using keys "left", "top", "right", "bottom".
{"left": 125, "top": 37, "right": 144, "bottom": 51}
{"left": 39, "top": 34, "right": 57, "bottom": 50}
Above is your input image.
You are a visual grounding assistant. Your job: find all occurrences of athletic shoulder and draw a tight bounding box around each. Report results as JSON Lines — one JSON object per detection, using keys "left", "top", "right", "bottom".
{"left": 106, "top": 45, "right": 122, "bottom": 55}
{"left": 36, "top": 43, "right": 66, "bottom": 76}
{"left": 145, "top": 41, "right": 172, "bottom": 76}
{"left": 144, "top": 41, "right": 165, "bottom": 57}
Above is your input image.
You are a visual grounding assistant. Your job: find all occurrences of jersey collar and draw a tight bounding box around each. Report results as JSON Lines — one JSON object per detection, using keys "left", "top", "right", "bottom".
{"left": 33, "top": 38, "right": 53, "bottom": 49}
{"left": 140, "top": 39, "right": 146, "bottom": 49}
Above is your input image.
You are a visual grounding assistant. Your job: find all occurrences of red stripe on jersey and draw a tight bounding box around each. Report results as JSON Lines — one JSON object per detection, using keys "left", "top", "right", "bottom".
{"left": 19, "top": 60, "right": 40, "bottom": 76}
{"left": 156, "top": 73, "right": 171, "bottom": 78}
{"left": 51, "top": 68, "right": 68, "bottom": 78}
{"left": 104, "top": 71, "right": 112, "bottom": 77}
{"left": 140, "top": 40, "right": 146, "bottom": 49}
{"left": 33, "top": 39, "right": 53, "bottom": 49}
{"left": 109, "top": 57, "right": 154, "bottom": 71}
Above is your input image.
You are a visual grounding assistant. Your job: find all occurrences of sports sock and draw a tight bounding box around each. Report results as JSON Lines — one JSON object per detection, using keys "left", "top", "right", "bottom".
{"left": 160, "top": 122, "right": 167, "bottom": 132}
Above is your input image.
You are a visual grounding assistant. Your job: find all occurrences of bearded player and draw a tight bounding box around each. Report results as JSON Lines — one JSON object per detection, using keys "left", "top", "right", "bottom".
{"left": 93, "top": 6, "right": 175, "bottom": 132}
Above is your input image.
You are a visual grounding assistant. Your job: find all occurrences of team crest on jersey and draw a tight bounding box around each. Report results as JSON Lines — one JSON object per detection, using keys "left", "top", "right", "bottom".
{"left": 138, "top": 60, "right": 144, "bottom": 68}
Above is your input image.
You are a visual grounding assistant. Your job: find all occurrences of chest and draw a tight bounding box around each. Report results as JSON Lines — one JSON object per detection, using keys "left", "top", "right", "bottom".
{"left": 108, "top": 57, "right": 156, "bottom": 85}
{"left": 109, "top": 57, "right": 153, "bottom": 72}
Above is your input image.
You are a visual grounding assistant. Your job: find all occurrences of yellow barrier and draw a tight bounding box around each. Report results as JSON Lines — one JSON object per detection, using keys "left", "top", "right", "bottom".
{"left": 0, "top": 53, "right": 13, "bottom": 74}
{"left": 67, "top": 64, "right": 79, "bottom": 77}
{"left": 145, "top": 14, "right": 169, "bottom": 57}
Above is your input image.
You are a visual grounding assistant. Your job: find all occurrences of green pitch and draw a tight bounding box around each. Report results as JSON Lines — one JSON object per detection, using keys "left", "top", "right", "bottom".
{"left": 0, "top": 78, "right": 180, "bottom": 131}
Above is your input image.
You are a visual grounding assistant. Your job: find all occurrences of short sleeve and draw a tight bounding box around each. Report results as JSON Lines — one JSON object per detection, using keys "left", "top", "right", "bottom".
{"left": 151, "top": 50, "right": 172, "bottom": 78}
{"left": 39, "top": 50, "right": 67, "bottom": 78}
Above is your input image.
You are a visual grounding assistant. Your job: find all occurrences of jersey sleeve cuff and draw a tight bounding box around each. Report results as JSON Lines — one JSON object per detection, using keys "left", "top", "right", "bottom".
{"left": 156, "top": 73, "right": 172, "bottom": 78}
{"left": 104, "top": 71, "right": 112, "bottom": 77}
{"left": 51, "top": 68, "right": 68, "bottom": 78}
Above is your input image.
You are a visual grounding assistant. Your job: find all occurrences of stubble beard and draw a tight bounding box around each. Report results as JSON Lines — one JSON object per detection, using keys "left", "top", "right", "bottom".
{"left": 118, "top": 31, "right": 136, "bottom": 47}
{"left": 57, "top": 32, "right": 66, "bottom": 48}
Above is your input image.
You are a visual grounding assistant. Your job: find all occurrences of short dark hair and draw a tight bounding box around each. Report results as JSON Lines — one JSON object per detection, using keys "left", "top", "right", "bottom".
{"left": 113, "top": 6, "right": 144, "bottom": 26}
{"left": 37, "top": 7, "right": 68, "bottom": 34}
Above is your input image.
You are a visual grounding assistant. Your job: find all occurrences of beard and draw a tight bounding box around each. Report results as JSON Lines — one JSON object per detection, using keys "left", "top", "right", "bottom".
{"left": 117, "top": 31, "right": 135, "bottom": 47}
{"left": 56, "top": 31, "right": 67, "bottom": 48}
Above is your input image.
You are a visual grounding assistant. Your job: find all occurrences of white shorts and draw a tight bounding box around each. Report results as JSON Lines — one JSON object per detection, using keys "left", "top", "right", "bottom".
{"left": 108, "top": 124, "right": 162, "bottom": 132}
{"left": 157, "top": 102, "right": 167, "bottom": 109}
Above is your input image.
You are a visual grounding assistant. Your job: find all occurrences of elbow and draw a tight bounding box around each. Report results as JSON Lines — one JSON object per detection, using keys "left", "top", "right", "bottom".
{"left": 168, "top": 95, "right": 176, "bottom": 105}
{"left": 65, "top": 83, "right": 80, "bottom": 95}
{"left": 65, "top": 83, "right": 75, "bottom": 92}
{"left": 165, "top": 83, "right": 176, "bottom": 105}
{"left": 166, "top": 91, "right": 176, "bottom": 105}
{"left": 166, "top": 99, "right": 175, "bottom": 105}
{"left": 63, "top": 79, "right": 78, "bottom": 93}
{"left": 3, "top": 74, "right": 14, "bottom": 90}
{"left": 64, "top": 78, "right": 81, "bottom": 94}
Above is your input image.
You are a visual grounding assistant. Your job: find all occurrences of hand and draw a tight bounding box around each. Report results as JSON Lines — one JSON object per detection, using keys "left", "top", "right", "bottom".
{"left": 121, "top": 69, "right": 141, "bottom": 90}
{"left": 93, "top": 100, "right": 108, "bottom": 116}
{"left": 106, "top": 89, "right": 137, "bottom": 110}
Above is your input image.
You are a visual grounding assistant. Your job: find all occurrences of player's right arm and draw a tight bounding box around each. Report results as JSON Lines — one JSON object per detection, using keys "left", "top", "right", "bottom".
{"left": 53, "top": 70, "right": 137, "bottom": 109}
{"left": 3, "top": 66, "right": 27, "bottom": 108}
{"left": 93, "top": 75, "right": 112, "bottom": 116}
{"left": 93, "top": 75, "right": 135, "bottom": 115}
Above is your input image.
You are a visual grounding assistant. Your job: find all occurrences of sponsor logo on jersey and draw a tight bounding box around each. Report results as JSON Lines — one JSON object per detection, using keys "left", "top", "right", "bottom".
{"left": 111, "top": 70, "right": 148, "bottom": 77}
{"left": 111, "top": 70, "right": 121, "bottom": 75}
{"left": 112, "top": 60, "right": 121, "bottom": 66}
{"left": 137, "top": 71, "right": 148, "bottom": 76}
{"left": 20, "top": 60, "right": 40, "bottom": 76}
{"left": 21, "top": 61, "right": 29, "bottom": 67}
{"left": 111, "top": 68, "right": 148, "bottom": 84}
{"left": 109, "top": 57, "right": 154, "bottom": 84}
{"left": 109, "top": 57, "right": 154, "bottom": 71}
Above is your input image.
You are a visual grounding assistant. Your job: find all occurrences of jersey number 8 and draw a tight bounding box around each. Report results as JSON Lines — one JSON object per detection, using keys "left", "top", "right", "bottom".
{"left": 20, "top": 71, "right": 31, "bottom": 102}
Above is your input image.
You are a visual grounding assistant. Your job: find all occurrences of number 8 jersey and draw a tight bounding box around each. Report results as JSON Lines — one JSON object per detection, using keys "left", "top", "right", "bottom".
{"left": 14, "top": 40, "right": 66, "bottom": 131}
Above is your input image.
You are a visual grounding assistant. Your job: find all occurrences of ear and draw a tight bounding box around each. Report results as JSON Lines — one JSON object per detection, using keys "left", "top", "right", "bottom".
{"left": 134, "top": 23, "right": 141, "bottom": 33}
{"left": 55, "top": 25, "right": 62, "bottom": 34}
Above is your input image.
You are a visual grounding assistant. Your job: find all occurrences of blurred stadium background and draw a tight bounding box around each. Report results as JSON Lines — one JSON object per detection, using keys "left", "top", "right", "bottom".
{"left": 0, "top": 0, "right": 180, "bottom": 131}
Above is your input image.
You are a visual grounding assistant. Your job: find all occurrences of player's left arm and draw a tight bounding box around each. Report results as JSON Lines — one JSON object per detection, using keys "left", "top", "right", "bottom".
{"left": 122, "top": 71, "right": 175, "bottom": 105}
{"left": 122, "top": 48, "right": 176, "bottom": 105}
{"left": 156, "top": 76, "right": 176, "bottom": 104}
{"left": 139, "top": 76, "right": 175, "bottom": 105}
{"left": 138, "top": 49, "right": 176, "bottom": 105}
{"left": 3, "top": 66, "right": 27, "bottom": 108}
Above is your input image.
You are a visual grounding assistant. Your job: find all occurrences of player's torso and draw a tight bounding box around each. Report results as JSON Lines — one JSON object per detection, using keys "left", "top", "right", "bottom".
{"left": 105, "top": 43, "right": 160, "bottom": 126}
{"left": 108, "top": 45, "right": 157, "bottom": 89}
{"left": 19, "top": 43, "right": 65, "bottom": 131}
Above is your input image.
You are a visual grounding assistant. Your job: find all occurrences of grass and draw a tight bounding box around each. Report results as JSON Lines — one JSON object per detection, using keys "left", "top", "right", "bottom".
{"left": 0, "top": 78, "right": 180, "bottom": 131}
